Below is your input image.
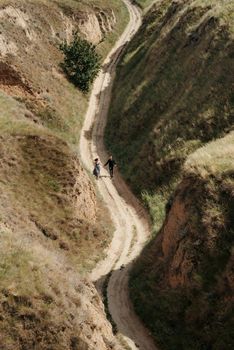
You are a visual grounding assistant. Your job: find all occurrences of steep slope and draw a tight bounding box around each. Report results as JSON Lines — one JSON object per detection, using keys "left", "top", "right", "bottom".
{"left": 105, "top": 0, "right": 234, "bottom": 349}
{"left": 0, "top": 220, "right": 119, "bottom": 350}
{"left": 80, "top": 2, "right": 159, "bottom": 348}
{"left": 0, "top": 0, "right": 128, "bottom": 348}
{"left": 130, "top": 132, "right": 234, "bottom": 350}
{"left": 0, "top": 0, "right": 128, "bottom": 144}
{"left": 106, "top": 0, "right": 234, "bottom": 234}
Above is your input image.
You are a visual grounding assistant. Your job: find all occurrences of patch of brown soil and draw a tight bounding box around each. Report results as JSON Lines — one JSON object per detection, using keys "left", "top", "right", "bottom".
{"left": 0, "top": 116, "right": 118, "bottom": 350}
{"left": 0, "top": 61, "right": 33, "bottom": 96}
{"left": 0, "top": 0, "right": 131, "bottom": 348}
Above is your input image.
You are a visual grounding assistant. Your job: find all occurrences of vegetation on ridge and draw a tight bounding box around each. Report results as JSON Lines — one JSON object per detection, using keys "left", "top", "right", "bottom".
{"left": 106, "top": 0, "right": 234, "bottom": 349}
{"left": 106, "top": 0, "right": 234, "bottom": 236}
{"left": 130, "top": 132, "right": 234, "bottom": 350}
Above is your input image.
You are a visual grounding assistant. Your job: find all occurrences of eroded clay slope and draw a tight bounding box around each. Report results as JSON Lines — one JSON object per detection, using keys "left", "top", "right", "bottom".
{"left": 0, "top": 0, "right": 128, "bottom": 348}
{"left": 130, "top": 132, "right": 234, "bottom": 349}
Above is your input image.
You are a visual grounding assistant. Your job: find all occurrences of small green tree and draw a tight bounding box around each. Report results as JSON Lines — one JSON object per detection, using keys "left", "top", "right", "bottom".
{"left": 60, "top": 34, "right": 101, "bottom": 93}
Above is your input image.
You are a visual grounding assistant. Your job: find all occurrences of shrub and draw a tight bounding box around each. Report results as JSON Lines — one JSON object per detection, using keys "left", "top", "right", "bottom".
{"left": 60, "top": 34, "right": 101, "bottom": 92}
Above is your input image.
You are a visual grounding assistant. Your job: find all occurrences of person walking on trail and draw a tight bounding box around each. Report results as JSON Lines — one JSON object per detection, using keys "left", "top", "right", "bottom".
{"left": 93, "top": 158, "right": 101, "bottom": 179}
{"left": 104, "top": 155, "right": 117, "bottom": 178}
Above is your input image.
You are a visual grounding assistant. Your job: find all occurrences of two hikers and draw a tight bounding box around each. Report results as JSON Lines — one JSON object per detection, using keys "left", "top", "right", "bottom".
{"left": 93, "top": 155, "right": 117, "bottom": 179}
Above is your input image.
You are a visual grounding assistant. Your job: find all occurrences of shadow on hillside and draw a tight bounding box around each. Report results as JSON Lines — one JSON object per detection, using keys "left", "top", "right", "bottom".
{"left": 91, "top": 43, "right": 151, "bottom": 227}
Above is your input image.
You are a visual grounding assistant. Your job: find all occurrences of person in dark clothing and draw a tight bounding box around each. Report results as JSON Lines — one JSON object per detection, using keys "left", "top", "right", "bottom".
{"left": 104, "top": 155, "right": 116, "bottom": 178}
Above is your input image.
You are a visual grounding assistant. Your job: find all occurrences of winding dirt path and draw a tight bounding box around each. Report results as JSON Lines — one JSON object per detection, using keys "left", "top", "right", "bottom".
{"left": 80, "top": 1, "right": 157, "bottom": 349}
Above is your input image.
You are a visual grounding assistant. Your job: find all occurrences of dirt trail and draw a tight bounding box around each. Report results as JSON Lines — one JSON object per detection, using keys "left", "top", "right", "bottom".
{"left": 80, "top": 1, "right": 157, "bottom": 349}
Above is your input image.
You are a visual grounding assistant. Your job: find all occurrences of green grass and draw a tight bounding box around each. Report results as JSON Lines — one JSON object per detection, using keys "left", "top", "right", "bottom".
{"left": 185, "top": 131, "right": 234, "bottom": 177}
{"left": 105, "top": 0, "right": 234, "bottom": 349}
{"left": 106, "top": 0, "right": 234, "bottom": 236}
{"left": 141, "top": 180, "right": 176, "bottom": 236}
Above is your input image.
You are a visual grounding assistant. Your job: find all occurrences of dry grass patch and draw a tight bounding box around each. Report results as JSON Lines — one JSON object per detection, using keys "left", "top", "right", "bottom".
{"left": 185, "top": 131, "right": 234, "bottom": 177}
{"left": 0, "top": 224, "right": 116, "bottom": 350}
{"left": 0, "top": 0, "right": 130, "bottom": 348}
{"left": 0, "top": 0, "right": 129, "bottom": 272}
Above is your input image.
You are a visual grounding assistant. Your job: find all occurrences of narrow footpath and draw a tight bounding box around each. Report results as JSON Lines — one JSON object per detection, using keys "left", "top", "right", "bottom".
{"left": 80, "top": 1, "right": 157, "bottom": 349}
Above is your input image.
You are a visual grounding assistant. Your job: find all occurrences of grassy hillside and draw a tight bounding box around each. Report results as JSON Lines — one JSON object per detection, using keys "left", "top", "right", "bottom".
{"left": 0, "top": 0, "right": 129, "bottom": 268}
{"left": 0, "top": 0, "right": 128, "bottom": 273}
{"left": 106, "top": 0, "right": 234, "bottom": 235}
{"left": 0, "top": 0, "right": 128, "bottom": 143}
{"left": 130, "top": 132, "right": 234, "bottom": 350}
{"left": 106, "top": 0, "right": 234, "bottom": 348}
{"left": 0, "top": 0, "right": 128, "bottom": 348}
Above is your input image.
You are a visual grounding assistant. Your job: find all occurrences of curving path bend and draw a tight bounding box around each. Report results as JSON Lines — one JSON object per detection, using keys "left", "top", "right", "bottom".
{"left": 80, "top": 1, "right": 157, "bottom": 349}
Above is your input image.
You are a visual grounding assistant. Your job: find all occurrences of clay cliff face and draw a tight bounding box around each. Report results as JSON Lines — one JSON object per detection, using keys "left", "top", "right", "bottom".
{"left": 0, "top": 0, "right": 127, "bottom": 348}
{"left": 0, "top": 0, "right": 117, "bottom": 128}
{"left": 130, "top": 138, "right": 234, "bottom": 349}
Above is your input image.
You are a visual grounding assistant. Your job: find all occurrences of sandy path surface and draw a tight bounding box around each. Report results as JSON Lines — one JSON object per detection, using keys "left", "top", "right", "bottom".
{"left": 80, "top": 1, "right": 157, "bottom": 349}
